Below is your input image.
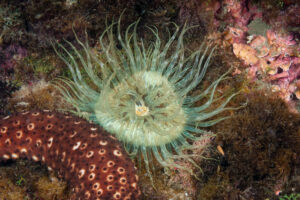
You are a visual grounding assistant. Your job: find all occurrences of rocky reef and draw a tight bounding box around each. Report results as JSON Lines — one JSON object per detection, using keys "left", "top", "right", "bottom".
{"left": 0, "top": 0, "right": 299, "bottom": 199}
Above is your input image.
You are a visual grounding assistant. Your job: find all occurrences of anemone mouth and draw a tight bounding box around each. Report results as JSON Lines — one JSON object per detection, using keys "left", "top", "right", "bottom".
{"left": 95, "top": 71, "right": 187, "bottom": 147}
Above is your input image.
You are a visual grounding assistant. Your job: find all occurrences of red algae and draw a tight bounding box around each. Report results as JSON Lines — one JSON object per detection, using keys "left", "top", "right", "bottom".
{"left": 0, "top": 110, "right": 140, "bottom": 200}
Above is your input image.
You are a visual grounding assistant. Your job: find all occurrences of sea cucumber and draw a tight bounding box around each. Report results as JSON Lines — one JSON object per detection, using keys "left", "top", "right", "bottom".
{"left": 0, "top": 110, "right": 140, "bottom": 200}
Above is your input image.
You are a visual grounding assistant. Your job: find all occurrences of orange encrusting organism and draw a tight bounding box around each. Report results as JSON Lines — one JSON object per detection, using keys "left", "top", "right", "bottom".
{"left": 0, "top": 110, "right": 140, "bottom": 200}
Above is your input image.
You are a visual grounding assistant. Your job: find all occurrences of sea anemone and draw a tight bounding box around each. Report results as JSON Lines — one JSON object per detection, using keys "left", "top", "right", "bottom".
{"left": 53, "top": 17, "right": 239, "bottom": 180}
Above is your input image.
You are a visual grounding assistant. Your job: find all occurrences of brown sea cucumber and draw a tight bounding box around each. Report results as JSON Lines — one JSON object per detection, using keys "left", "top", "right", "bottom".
{"left": 0, "top": 110, "right": 140, "bottom": 200}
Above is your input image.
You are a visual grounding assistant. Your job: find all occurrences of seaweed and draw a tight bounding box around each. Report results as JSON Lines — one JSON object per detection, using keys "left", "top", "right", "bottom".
{"left": 212, "top": 90, "right": 300, "bottom": 199}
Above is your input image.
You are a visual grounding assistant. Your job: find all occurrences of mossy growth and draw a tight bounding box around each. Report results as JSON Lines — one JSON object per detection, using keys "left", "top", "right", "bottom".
{"left": 35, "top": 175, "right": 68, "bottom": 200}
{"left": 207, "top": 90, "right": 300, "bottom": 199}
{"left": 0, "top": 79, "right": 18, "bottom": 116}
{"left": 197, "top": 172, "right": 230, "bottom": 200}
{"left": 0, "top": 178, "right": 27, "bottom": 200}
{"left": 14, "top": 52, "right": 64, "bottom": 82}
{"left": 0, "top": 159, "right": 69, "bottom": 199}
{"left": 7, "top": 79, "right": 71, "bottom": 112}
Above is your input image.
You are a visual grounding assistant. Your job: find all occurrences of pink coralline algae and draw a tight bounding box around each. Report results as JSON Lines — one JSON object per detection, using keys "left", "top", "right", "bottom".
{"left": 178, "top": 0, "right": 261, "bottom": 34}
{"left": 183, "top": 0, "right": 300, "bottom": 112}
{"left": 219, "top": 0, "right": 262, "bottom": 31}
{"left": 0, "top": 111, "right": 141, "bottom": 200}
{"left": 0, "top": 44, "right": 27, "bottom": 73}
{"left": 232, "top": 30, "right": 300, "bottom": 112}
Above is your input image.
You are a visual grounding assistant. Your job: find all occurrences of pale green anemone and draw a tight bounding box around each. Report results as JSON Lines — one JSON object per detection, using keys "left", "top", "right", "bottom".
{"left": 53, "top": 18, "right": 239, "bottom": 180}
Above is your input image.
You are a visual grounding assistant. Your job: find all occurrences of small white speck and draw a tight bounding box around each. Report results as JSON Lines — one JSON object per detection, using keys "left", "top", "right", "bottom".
{"left": 72, "top": 141, "right": 81, "bottom": 150}
{"left": 2, "top": 116, "right": 10, "bottom": 120}
{"left": 11, "top": 153, "right": 19, "bottom": 159}
{"left": 78, "top": 169, "right": 85, "bottom": 179}
{"left": 47, "top": 137, "right": 53, "bottom": 148}
{"left": 32, "top": 155, "right": 39, "bottom": 161}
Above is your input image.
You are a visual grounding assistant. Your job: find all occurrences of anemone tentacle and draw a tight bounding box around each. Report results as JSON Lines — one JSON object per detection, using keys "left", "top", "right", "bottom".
{"left": 53, "top": 17, "right": 239, "bottom": 180}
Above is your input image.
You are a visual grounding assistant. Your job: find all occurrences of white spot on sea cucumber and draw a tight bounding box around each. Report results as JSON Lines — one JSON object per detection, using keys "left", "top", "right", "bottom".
{"left": 13, "top": 120, "right": 20, "bottom": 126}
{"left": 70, "top": 131, "right": 77, "bottom": 138}
{"left": 42, "top": 156, "right": 45, "bottom": 162}
{"left": 84, "top": 191, "right": 91, "bottom": 199}
{"left": 80, "top": 143, "right": 87, "bottom": 150}
{"left": 99, "top": 140, "right": 107, "bottom": 146}
{"left": 32, "top": 112, "right": 40, "bottom": 116}
{"left": 89, "top": 164, "right": 96, "bottom": 172}
{"left": 16, "top": 130, "right": 23, "bottom": 139}
{"left": 74, "top": 120, "right": 81, "bottom": 125}
{"left": 93, "top": 182, "right": 100, "bottom": 190}
{"left": 22, "top": 111, "right": 29, "bottom": 115}
{"left": 70, "top": 163, "right": 75, "bottom": 172}
{"left": 1, "top": 127, "right": 8, "bottom": 133}
{"left": 11, "top": 153, "right": 19, "bottom": 159}
{"left": 2, "top": 115, "right": 10, "bottom": 120}
{"left": 120, "top": 186, "right": 126, "bottom": 193}
{"left": 98, "top": 149, "right": 106, "bottom": 155}
{"left": 5, "top": 138, "right": 11, "bottom": 145}
{"left": 90, "top": 127, "right": 97, "bottom": 131}
{"left": 119, "top": 177, "right": 127, "bottom": 185}
{"left": 43, "top": 109, "right": 50, "bottom": 112}
{"left": 72, "top": 141, "right": 81, "bottom": 150}
{"left": 107, "top": 174, "right": 114, "bottom": 182}
{"left": 47, "top": 113, "right": 54, "bottom": 118}
{"left": 124, "top": 196, "right": 131, "bottom": 200}
{"left": 107, "top": 161, "right": 115, "bottom": 167}
{"left": 20, "top": 148, "right": 27, "bottom": 154}
{"left": 117, "top": 167, "right": 125, "bottom": 174}
{"left": 46, "top": 123, "right": 53, "bottom": 130}
{"left": 88, "top": 173, "right": 95, "bottom": 181}
{"left": 86, "top": 151, "right": 94, "bottom": 158}
{"left": 26, "top": 137, "right": 32, "bottom": 144}
{"left": 32, "top": 155, "right": 39, "bottom": 161}
{"left": 97, "top": 189, "right": 103, "bottom": 196}
{"left": 78, "top": 169, "right": 85, "bottom": 179}
{"left": 135, "top": 175, "right": 139, "bottom": 181}
{"left": 113, "top": 150, "right": 122, "bottom": 157}
{"left": 107, "top": 185, "right": 114, "bottom": 191}
{"left": 113, "top": 192, "right": 121, "bottom": 199}
{"left": 3, "top": 154, "right": 10, "bottom": 159}
{"left": 47, "top": 137, "right": 53, "bottom": 148}
{"left": 61, "top": 152, "right": 66, "bottom": 162}
{"left": 102, "top": 167, "right": 108, "bottom": 173}
{"left": 36, "top": 139, "right": 42, "bottom": 147}
{"left": 27, "top": 123, "right": 35, "bottom": 131}
{"left": 90, "top": 132, "right": 97, "bottom": 138}
{"left": 131, "top": 182, "right": 137, "bottom": 189}
{"left": 48, "top": 166, "right": 53, "bottom": 171}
